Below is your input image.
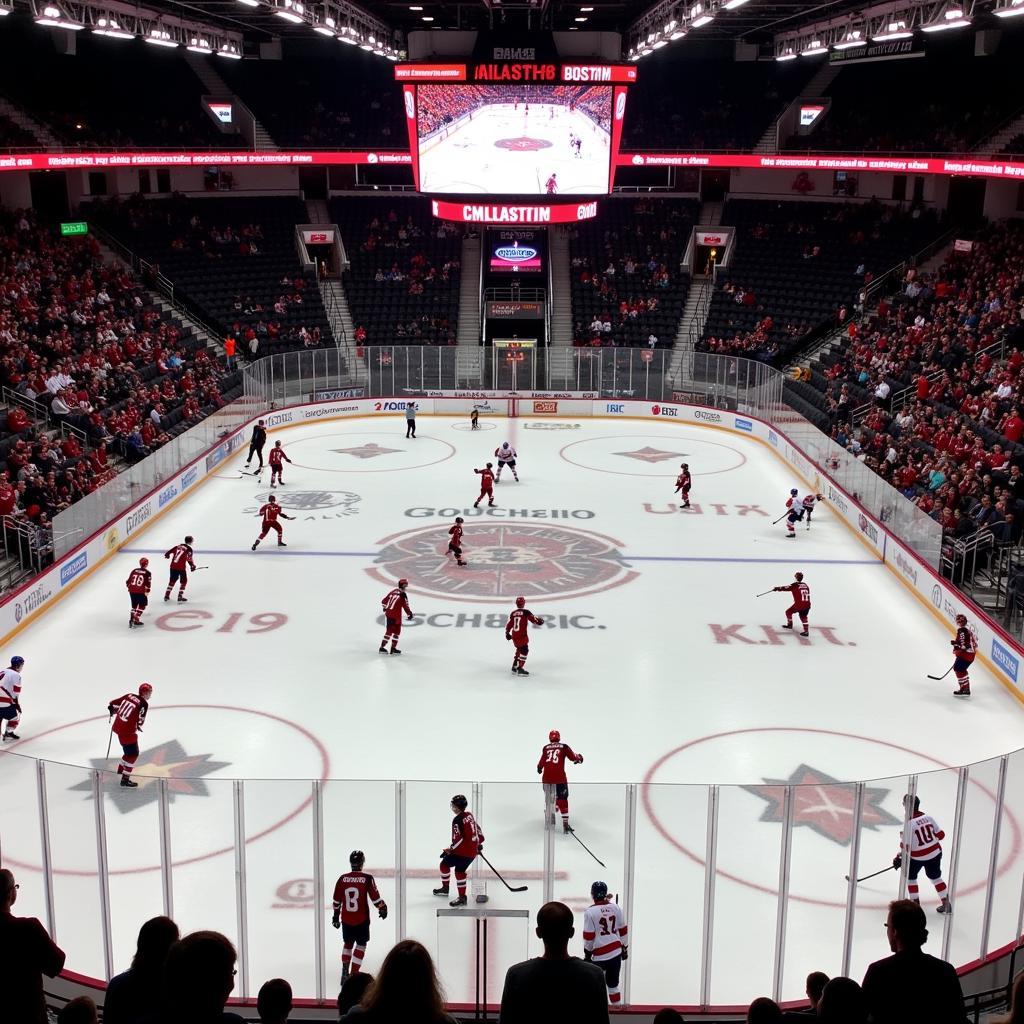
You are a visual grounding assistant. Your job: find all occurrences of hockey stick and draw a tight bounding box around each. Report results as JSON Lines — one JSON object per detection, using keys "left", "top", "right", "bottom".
{"left": 772, "top": 511, "right": 789, "bottom": 525}
{"left": 194, "top": 566, "right": 210, "bottom": 571}
{"left": 478, "top": 852, "right": 528, "bottom": 893}
{"left": 755, "top": 589, "right": 775, "bottom": 598}
{"left": 927, "top": 665, "right": 955, "bottom": 681}
{"left": 567, "top": 827, "right": 606, "bottom": 868}
{"left": 844, "top": 865, "right": 894, "bottom": 883}
{"left": 105, "top": 721, "right": 114, "bottom": 760}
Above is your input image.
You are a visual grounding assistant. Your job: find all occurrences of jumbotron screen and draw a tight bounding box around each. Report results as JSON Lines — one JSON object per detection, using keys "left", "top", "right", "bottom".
{"left": 415, "top": 84, "right": 615, "bottom": 195}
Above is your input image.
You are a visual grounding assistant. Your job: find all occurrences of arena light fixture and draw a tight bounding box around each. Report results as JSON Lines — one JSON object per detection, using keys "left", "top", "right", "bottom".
{"left": 146, "top": 27, "right": 177, "bottom": 45}
{"left": 723, "top": 0, "right": 749, "bottom": 8}
{"left": 690, "top": 4, "right": 714, "bottom": 27}
{"left": 217, "top": 41, "right": 242, "bottom": 57}
{"left": 995, "top": 0, "right": 1024, "bottom": 15}
{"left": 314, "top": 13, "right": 336, "bottom": 34}
{"left": 670, "top": 26, "right": 686, "bottom": 38}
{"left": 800, "top": 38, "right": 828, "bottom": 54}
{"left": 652, "top": 36, "right": 668, "bottom": 46}
{"left": 421, "top": 13, "right": 432, "bottom": 19}
{"left": 832, "top": 29, "right": 864, "bottom": 49}
{"left": 187, "top": 36, "right": 213, "bottom": 52}
{"left": 871, "top": 19, "right": 911, "bottom": 38}
{"left": 237, "top": 0, "right": 260, "bottom": 6}
{"left": 35, "top": 3, "right": 84, "bottom": 29}
{"left": 575, "top": 15, "right": 587, "bottom": 20}
{"left": 922, "top": 5, "right": 970, "bottom": 29}
{"left": 93, "top": 14, "right": 133, "bottom": 36}
{"left": 775, "top": 48, "right": 797, "bottom": 60}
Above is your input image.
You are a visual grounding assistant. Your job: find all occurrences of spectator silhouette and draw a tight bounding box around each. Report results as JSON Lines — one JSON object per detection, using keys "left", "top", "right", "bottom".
{"left": 159, "top": 930, "right": 244, "bottom": 1023}
{"left": 653, "top": 1010, "right": 687, "bottom": 1024}
{"left": 337, "top": 972, "right": 374, "bottom": 1020}
{"left": 347, "top": 939, "right": 454, "bottom": 1023}
{"left": 58, "top": 996, "right": 98, "bottom": 1024}
{"left": 783, "top": 971, "right": 829, "bottom": 1019}
{"left": 0, "top": 867, "right": 66, "bottom": 1024}
{"left": 748, "top": 996, "right": 783, "bottom": 1023}
{"left": 500, "top": 901, "right": 609, "bottom": 1024}
{"left": 103, "top": 915, "right": 179, "bottom": 1024}
{"left": 817, "top": 977, "right": 867, "bottom": 1023}
{"left": 257, "top": 978, "right": 292, "bottom": 1023}
{"left": 994, "top": 970, "right": 1024, "bottom": 1023}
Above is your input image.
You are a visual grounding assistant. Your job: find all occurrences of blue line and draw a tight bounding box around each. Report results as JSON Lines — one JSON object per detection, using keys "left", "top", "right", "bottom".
{"left": 123, "top": 547, "right": 878, "bottom": 565}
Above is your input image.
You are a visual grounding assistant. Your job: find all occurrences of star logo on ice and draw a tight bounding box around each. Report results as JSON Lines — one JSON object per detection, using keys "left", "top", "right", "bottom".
{"left": 331, "top": 443, "right": 403, "bottom": 460}
{"left": 70, "top": 739, "right": 230, "bottom": 813}
{"left": 495, "top": 136, "right": 553, "bottom": 152}
{"left": 614, "top": 446, "right": 688, "bottom": 464}
{"left": 743, "top": 764, "right": 901, "bottom": 846}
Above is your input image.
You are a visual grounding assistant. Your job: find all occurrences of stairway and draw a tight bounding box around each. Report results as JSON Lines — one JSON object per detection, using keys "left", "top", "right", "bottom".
{"left": 548, "top": 227, "right": 573, "bottom": 346}
{"left": 321, "top": 278, "right": 356, "bottom": 348}
{"left": 305, "top": 199, "right": 331, "bottom": 224}
{"left": 457, "top": 234, "right": 482, "bottom": 346}
{"left": 183, "top": 52, "right": 278, "bottom": 151}
{"left": 975, "top": 109, "right": 1024, "bottom": 155}
{"left": 700, "top": 201, "right": 723, "bottom": 227}
{"left": 757, "top": 62, "right": 841, "bottom": 153}
{"left": 0, "top": 96, "right": 63, "bottom": 147}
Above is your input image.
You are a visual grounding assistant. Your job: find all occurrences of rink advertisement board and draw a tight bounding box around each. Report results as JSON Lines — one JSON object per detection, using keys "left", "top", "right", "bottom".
{"left": 3, "top": 395, "right": 1023, "bottom": 699}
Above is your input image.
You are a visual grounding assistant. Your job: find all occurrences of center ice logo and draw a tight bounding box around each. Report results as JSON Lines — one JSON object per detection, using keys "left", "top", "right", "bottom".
{"left": 495, "top": 136, "right": 553, "bottom": 152}
{"left": 368, "top": 523, "right": 638, "bottom": 602}
{"left": 246, "top": 491, "right": 361, "bottom": 514}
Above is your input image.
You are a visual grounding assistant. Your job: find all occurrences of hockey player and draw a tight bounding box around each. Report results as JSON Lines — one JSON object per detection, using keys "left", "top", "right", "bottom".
{"left": 332, "top": 850, "right": 388, "bottom": 984}
{"left": 470, "top": 408, "right": 479, "bottom": 430}
{"left": 495, "top": 442, "right": 519, "bottom": 482}
{"left": 163, "top": 536, "right": 196, "bottom": 602}
{"left": 545, "top": 173, "right": 558, "bottom": 195}
{"left": 474, "top": 463, "right": 496, "bottom": 508}
{"left": 0, "top": 656, "right": 25, "bottom": 741}
{"left": 107, "top": 683, "right": 152, "bottom": 788}
{"left": 675, "top": 462, "right": 692, "bottom": 509}
{"left": 583, "top": 882, "right": 629, "bottom": 1008}
{"left": 951, "top": 613, "right": 977, "bottom": 697}
{"left": 251, "top": 494, "right": 295, "bottom": 550}
{"left": 537, "top": 729, "right": 583, "bottom": 833}
{"left": 773, "top": 572, "right": 811, "bottom": 637}
{"left": 126, "top": 557, "right": 152, "bottom": 628}
{"left": 506, "top": 596, "right": 544, "bottom": 676}
{"left": 268, "top": 440, "right": 292, "bottom": 488}
{"left": 246, "top": 419, "right": 268, "bottom": 471}
{"left": 447, "top": 517, "right": 467, "bottom": 567}
{"left": 434, "top": 794, "right": 484, "bottom": 908}
{"left": 784, "top": 488, "right": 803, "bottom": 538}
{"left": 380, "top": 579, "right": 414, "bottom": 655}
{"left": 893, "top": 794, "right": 952, "bottom": 914}
{"left": 801, "top": 492, "right": 823, "bottom": 530}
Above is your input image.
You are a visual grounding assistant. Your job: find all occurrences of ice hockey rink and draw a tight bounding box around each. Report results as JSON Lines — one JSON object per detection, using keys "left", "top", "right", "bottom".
{"left": 4, "top": 413, "right": 1024, "bottom": 1009}
{"left": 418, "top": 104, "right": 612, "bottom": 194}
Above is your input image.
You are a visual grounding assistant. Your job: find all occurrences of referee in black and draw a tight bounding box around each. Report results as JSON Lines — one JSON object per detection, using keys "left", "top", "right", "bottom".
{"left": 246, "top": 419, "right": 267, "bottom": 471}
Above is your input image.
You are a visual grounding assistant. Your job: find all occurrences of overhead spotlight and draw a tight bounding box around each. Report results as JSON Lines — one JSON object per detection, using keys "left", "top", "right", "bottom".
{"left": 237, "top": 0, "right": 260, "bottom": 6}
{"left": 775, "top": 48, "right": 797, "bottom": 60}
{"left": 146, "top": 28, "right": 178, "bottom": 47}
{"left": 575, "top": 15, "right": 587, "bottom": 20}
{"left": 35, "top": 4, "right": 84, "bottom": 29}
{"left": 872, "top": 20, "right": 911, "bottom": 39}
{"left": 922, "top": 7, "right": 970, "bottom": 30}
{"left": 800, "top": 39, "right": 828, "bottom": 55}
{"left": 339, "top": 27, "right": 359, "bottom": 43}
{"left": 275, "top": 0, "right": 304, "bottom": 23}
{"left": 217, "top": 42, "right": 242, "bottom": 58}
{"left": 995, "top": 0, "right": 1024, "bottom": 15}
{"left": 723, "top": 0, "right": 749, "bottom": 8}
{"left": 690, "top": 4, "right": 714, "bottom": 28}
{"left": 832, "top": 29, "right": 864, "bottom": 49}
{"left": 670, "top": 27, "right": 686, "bottom": 39}
{"left": 93, "top": 16, "right": 133, "bottom": 38}
{"left": 187, "top": 37, "right": 213, "bottom": 52}
{"left": 421, "top": 14, "right": 433, "bottom": 20}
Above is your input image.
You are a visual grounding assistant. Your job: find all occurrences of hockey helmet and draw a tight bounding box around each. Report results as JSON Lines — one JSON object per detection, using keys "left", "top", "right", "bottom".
{"left": 184, "top": 535, "right": 194, "bottom": 544}
{"left": 349, "top": 850, "right": 366, "bottom": 869}
{"left": 501, "top": 442, "right": 511, "bottom": 451}
{"left": 790, "top": 488, "right": 799, "bottom": 496}
{"left": 398, "top": 579, "right": 409, "bottom": 589}
{"left": 139, "top": 557, "right": 149, "bottom": 568}
{"left": 10, "top": 656, "right": 24, "bottom": 668}
{"left": 591, "top": 881, "right": 609, "bottom": 900}
{"left": 486, "top": 462, "right": 494, "bottom": 469}
{"left": 902, "top": 794, "right": 921, "bottom": 812}
{"left": 139, "top": 682, "right": 153, "bottom": 697}
{"left": 794, "top": 572, "right": 804, "bottom": 582}
{"left": 450, "top": 794, "right": 468, "bottom": 811}
{"left": 455, "top": 517, "right": 464, "bottom": 524}
{"left": 516, "top": 596, "right": 526, "bottom": 608}
{"left": 274, "top": 440, "right": 282, "bottom": 447}
{"left": 549, "top": 729, "right": 561, "bottom": 743}
{"left": 681, "top": 463, "right": 689, "bottom": 470}
{"left": 267, "top": 494, "right": 278, "bottom": 503}
{"left": 955, "top": 613, "right": 967, "bottom": 625}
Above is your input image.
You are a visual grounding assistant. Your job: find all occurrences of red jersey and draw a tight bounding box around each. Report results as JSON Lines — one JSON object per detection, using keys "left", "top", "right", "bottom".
{"left": 332, "top": 870, "right": 384, "bottom": 925}
{"left": 449, "top": 524, "right": 463, "bottom": 546}
{"left": 164, "top": 543, "right": 195, "bottom": 572}
{"left": 269, "top": 446, "right": 290, "bottom": 468}
{"left": 382, "top": 587, "right": 412, "bottom": 620}
{"left": 953, "top": 625, "right": 977, "bottom": 661}
{"left": 448, "top": 811, "right": 484, "bottom": 857}
{"left": 675, "top": 470, "right": 691, "bottom": 493}
{"left": 779, "top": 581, "right": 811, "bottom": 609}
{"left": 475, "top": 467, "right": 495, "bottom": 491}
{"left": 108, "top": 692, "right": 148, "bottom": 742}
{"left": 126, "top": 567, "right": 152, "bottom": 594}
{"left": 506, "top": 608, "right": 542, "bottom": 642}
{"left": 537, "top": 741, "right": 582, "bottom": 784}
{"left": 259, "top": 502, "right": 283, "bottom": 523}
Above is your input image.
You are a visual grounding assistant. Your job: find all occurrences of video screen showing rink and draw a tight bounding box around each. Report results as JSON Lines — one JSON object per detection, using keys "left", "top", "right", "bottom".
{"left": 5, "top": 412, "right": 1024, "bottom": 1007}
{"left": 417, "top": 84, "right": 613, "bottom": 194}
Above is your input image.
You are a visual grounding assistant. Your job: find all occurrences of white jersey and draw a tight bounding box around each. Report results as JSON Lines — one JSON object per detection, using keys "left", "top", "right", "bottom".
{"left": 495, "top": 445, "right": 517, "bottom": 465}
{"left": 582, "top": 900, "right": 628, "bottom": 961}
{"left": 901, "top": 812, "right": 945, "bottom": 861}
{"left": 0, "top": 668, "right": 22, "bottom": 707}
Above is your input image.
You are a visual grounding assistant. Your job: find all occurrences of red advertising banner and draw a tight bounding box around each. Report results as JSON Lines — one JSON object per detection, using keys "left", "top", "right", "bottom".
{"left": 0, "top": 151, "right": 412, "bottom": 172}
{"left": 394, "top": 64, "right": 467, "bottom": 82}
{"left": 429, "top": 198, "right": 599, "bottom": 224}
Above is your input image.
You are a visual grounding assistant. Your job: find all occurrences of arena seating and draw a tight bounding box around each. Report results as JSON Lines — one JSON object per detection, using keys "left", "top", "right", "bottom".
{"left": 569, "top": 198, "right": 697, "bottom": 349}
{"left": 699, "top": 199, "right": 946, "bottom": 365}
{"left": 0, "top": 114, "right": 36, "bottom": 148}
{"left": 87, "top": 196, "right": 331, "bottom": 355}
{"left": 329, "top": 197, "right": 463, "bottom": 347}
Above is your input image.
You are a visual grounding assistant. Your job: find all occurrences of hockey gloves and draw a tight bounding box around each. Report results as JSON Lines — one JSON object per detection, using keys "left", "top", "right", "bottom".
{"left": 891, "top": 855, "right": 902, "bottom": 871}
{"left": 378, "top": 903, "right": 388, "bottom": 920}
{"left": 621, "top": 947, "right": 628, "bottom": 961}
{"left": 331, "top": 913, "right": 340, "bottom": 930}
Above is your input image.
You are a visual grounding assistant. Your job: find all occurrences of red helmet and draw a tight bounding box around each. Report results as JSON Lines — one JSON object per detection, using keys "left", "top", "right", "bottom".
{"left": 139, "top": 683, "right": 153, "bottom": 697}
{"left": 549, "top": 730, "right": 560, "bottom": 743}
{"left": 516, "top": 596, "right": 526, "bottom": 608}
{"left": 398, "top": 578, "right": 409, "bottom": 588}
{"left": 139, "top": 557, "right": 149, "bottom": 568}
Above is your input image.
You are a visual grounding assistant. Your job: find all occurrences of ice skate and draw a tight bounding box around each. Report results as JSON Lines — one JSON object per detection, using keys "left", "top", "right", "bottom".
{"left": 800, "top": 629, "right": 809, "bottom": 637}
{"left": 177, "top": 595, "right": 188, "bottom": 603}
{"left": 782, "top": 622, "right": 793, "bottom": 629}
{"left": 516, "top": 667, "right": 530, "bottom": 676}
{"left": 449, "top": 894, "right": 468, "bottom": 907}
{"left": 134, "top": 620, "right": 144, "bottom": 628}
{"left": 458, "top": 560, "right": 467, "bottom": 566}
{"left": 937, "top": 898, "right": 953, "bottom": 914}
{"left": 251, "top": 541, "right": 259, "bottom": 550}
{"left": 120, "top": 776, "right": 138, "bottom": 788}
{"left": 164, "top": 594, "right": 171, "bottom": 602}
{"left": 278, "top": 541, "right": 287, "bottom": 547}
{"left": 432, "top": 885, "right": 450, "bottom": 897}
{"left": 563, "top": 821, "right": 572, "bottom": 835}
{"left": 2, "top": 730, "right": 19, "bottom": 741}
{"left": 379, "top": 645, "right": 388, "bottom": 654}
{"left": 340, "top": 964, "right": 349, "bottom": 984}
{"left": 953, "top": 685, "right": 971, "bottom": 697}
{"left": 390, "top": 647, "right": 402, "bottom": 655}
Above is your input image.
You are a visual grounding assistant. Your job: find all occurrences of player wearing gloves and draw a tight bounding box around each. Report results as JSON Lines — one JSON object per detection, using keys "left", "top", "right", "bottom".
{"left": 331, "top": 850, "right": 388, "bottom": 983}
{"left": 537, "top": 729, "right": 584, "bottom": 833}
{"left": 506, "top": 597, "right": 543, "bottom": 676}
{"left": 433, "top": 794, "right": 484, "bottom": 908}
{"left": 892, "top": 795, "right": 952, "bottom": 915}
{"left": 950, "top": 613, "right": 976, "bottom": 697}
{"left": 495, "top": 442, "right": 519, "bottom": 482}
{"left": 583, "top": 881, "right": 628, "bottom": 1007}
{"left": 774, "top": 572, "right": 811, "bottom": 637}
{"left": 0, "top": 655, "right": 25, "bottom": 741}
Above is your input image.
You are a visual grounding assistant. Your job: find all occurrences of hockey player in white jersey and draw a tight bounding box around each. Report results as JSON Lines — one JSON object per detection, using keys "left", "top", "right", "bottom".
{"left": 582, "top": 881, "right": 628, "bottom": 1007}
{"left": 0, "top": 655, "right": 25, "bottom": 741}
{"left": 893, "top": 794, "right": 952, "bottom": 914}
{"left": 494, "top": 441, "right": 519, "bottom": 482}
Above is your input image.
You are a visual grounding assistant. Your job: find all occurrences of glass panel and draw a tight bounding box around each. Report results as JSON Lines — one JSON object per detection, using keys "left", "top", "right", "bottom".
{"left": 1, "top": 753, "right": 49, "bottom": 935}
{"left": 987, "top": 751, "right": 1024, "bottom": 956}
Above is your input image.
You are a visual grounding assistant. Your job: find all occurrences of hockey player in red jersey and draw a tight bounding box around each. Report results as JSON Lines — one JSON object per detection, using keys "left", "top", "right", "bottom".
{"left": 0, "top": 655, "right": 25, "bottom": 741}
{"left": 107, "top": 683, "right": 152, "bottom": 787}
{"left": 801, "top": 492, "right": 823, "bottom": 530}
{"left": 433, "top": 794, "right": 484, "bottom": 907}
{"left": 251, "top": 495, "right": 294, "bottom": 550}
{"left": 163, "top": 536, "right": 196, "bottom": 602}
{"left": 506, "top": 596, "right": 544, "bottom": 676}
{"left": 380, "top": 579, "right": 413, "bottom": 655}
{"left": 675, "top": 462, "right": 692, "bottom": 509}
{"left": 268, "top": 440, "right": 292, "bottom": 488}
{"left": 474, "top": 463, "right": 496, "bottom": 508}
{"left": 951, "top": 613, "right": 977, "bottom": 697}
{"left": 447, "top": 516, "right": 467, "bottom": 567}
{"left": 332, "top": 849, "right": 388, "bottom": 983}
{"left": 495, "top": 442, "right": 519, "bottom": 482}
{"left": 538, "top": 729, "right": 584, "bottom": 833}
{"left": 783, "top": 488, "right": 803, "bottom": 537}
{"left": 126, "top": 557, "right": 152, "bottom": 629}
{"left": 773, "top": 571, "right": 811, "bottom": 637}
